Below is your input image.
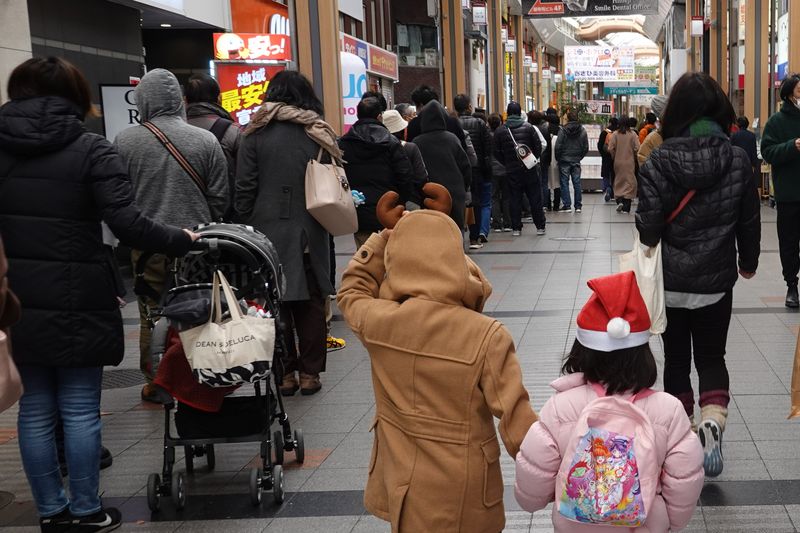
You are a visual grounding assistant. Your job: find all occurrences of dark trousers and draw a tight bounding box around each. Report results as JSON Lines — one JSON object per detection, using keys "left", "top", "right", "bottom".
{"left": 616, "top": 198, "right": 632, "bottom": 213}
{"left": 662, "top": 291, "right": 733, "bottom": 415}
{"left": 508, "top": 169, "right": 546, "bottom": 231}
{"left": 491, "top": 173, "right": 511, "bottom": 229}
{"left": 468, "top": 176, "right": 484, "bottom": 241}
{"left": 281, "top": 256, "right": 327, "bottom": 376}
{"left": 777, "top": 201, "right": 800, "bottom": 285}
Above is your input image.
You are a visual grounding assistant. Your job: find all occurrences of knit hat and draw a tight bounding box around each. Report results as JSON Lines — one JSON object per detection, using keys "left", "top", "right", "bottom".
{"left": 650, "top": 95, "right": 669, "bottom": 117}
{"left": 382, "top": 109, "right": 408, "bottom": 134}
{"left": 507, "top": 101, "right": 522, "bottom": 116}
{"left": 576, "top": 271, "right": 651, "bottom": 352}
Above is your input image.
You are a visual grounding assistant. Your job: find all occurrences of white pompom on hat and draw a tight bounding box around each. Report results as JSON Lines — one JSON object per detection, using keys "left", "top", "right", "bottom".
{"left": 576, "top": 271, "right": 651, "bottom": 352}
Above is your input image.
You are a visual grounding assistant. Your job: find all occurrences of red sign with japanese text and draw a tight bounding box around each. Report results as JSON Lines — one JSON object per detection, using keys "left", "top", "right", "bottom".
{"left": 213, "top": 33, "right": 291, "bottom": 61}
{"left": 368, "top": 46, "right": 398, "bottom": 80}
{"left": 214, "top": 62, "right": 286, "bottom": 127}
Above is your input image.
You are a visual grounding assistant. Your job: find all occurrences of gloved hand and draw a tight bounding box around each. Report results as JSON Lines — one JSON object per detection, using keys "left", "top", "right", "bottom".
{"left": 465, "top": 191, "right": 473, "bottom": 206}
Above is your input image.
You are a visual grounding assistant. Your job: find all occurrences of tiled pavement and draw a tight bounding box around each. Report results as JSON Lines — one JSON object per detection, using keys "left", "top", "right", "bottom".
{"left": 3, "top": 194, "right": 800, "bottom": 531}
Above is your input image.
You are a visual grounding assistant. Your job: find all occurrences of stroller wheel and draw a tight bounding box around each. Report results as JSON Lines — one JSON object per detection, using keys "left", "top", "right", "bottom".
{"left": 293, "top": 429, "right": 305, "bottom": 464}
{"left": 206, "top": 445, "right": 216, "bottom": 470}
{"left": 184, "top": 446, "right": 194, "bottom": 475}
{"left": 147, "top": 473, "right": 161, "bottom": 512}
{"left": 272, "top": 465, "right": 285, "bottom": 504}
{"left": 172, "top": 472, "right": 186, "bottom": 510}
{"left": 273, "top": 431, "right": 285, "bottom": 465}
{"left": 249, "top": 468, "right": 262, "bottom": 506}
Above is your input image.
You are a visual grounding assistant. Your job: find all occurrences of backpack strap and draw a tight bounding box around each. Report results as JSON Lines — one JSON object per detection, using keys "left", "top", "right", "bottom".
{"left": 209, "top": 117, "right": 233, "bottom": 143}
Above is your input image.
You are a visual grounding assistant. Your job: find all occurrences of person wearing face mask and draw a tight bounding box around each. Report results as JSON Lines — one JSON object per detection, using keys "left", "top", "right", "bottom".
{"left": 762, "top": 74, "right": 800, "bottom": 308}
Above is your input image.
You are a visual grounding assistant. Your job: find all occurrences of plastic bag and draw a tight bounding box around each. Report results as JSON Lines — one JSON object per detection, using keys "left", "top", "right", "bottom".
{"left": 618, "top": 231, "right": 667, "bottom": 335}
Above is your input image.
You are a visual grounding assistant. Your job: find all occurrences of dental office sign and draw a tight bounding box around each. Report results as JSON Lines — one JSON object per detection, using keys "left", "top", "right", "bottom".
{"left": 565, "top": 46, "right": 635, "bottom": 82}
{"left": 523, "top": 0, "right": 658, "bottom": 17}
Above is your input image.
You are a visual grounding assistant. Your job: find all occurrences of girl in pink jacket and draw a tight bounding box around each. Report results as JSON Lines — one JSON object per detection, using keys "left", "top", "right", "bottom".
{"left": 515, "top": 272, "right": 704, "bottom": 532}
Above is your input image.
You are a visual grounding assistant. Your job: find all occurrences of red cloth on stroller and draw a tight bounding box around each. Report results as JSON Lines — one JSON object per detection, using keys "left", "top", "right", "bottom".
{"left": 154, "top": 330, "right": 239, "bottom": 413}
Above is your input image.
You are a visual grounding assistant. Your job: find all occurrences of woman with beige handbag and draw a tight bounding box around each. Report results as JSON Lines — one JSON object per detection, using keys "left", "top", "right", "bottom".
{"left": 235, "top": 70, "right": 340, "bottom": 396}
{"left": 0, "top": 234, "right": 22, "bottom": 413}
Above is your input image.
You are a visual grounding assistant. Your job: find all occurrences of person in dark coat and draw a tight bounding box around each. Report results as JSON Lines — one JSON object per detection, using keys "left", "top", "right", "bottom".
{"left": 0, "top": 57, "right": 195, "bottom": 531}
{"left": 730, "top": 116, "right": 759, "bottom": 181}
{"left": 406, "top": 85, "right": 467, "bottom": 150}
{"left": 637, "top": 72, "right": 761, "bottom": 479}
{"left": 455, "top": 94, "right": 493, "bottom": 248}
{"left": 598, "top": 117, "right": 619, "bottom": 202}
{"left": 338, "top": 97, "right": 417, "bottom": 247}
{"left": 236, "top": 71, "right": 337, "bottom": 396}
{"left": 413, "top": 100, "right": 472, "bottom": 230}
{"left": 494, "top": 102, "right": 545, "bottom": 236}
{"left": 488, "top": 114, "right": 512, "bottom": 232}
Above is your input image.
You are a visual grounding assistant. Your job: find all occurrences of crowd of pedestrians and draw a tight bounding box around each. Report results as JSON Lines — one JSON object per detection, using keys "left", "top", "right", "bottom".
{"left": 0, "top": 55, "right": 780, "bottom": 533}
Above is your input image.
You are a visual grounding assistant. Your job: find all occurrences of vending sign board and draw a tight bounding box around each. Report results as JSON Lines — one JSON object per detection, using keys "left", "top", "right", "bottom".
{"left": 564, "top": 46, "right": 635, "bottom": 82}
{"left": 213, "top": 62, "right": 286, "bottom": 126}
{"left": 213, "top": 33, "right": 291, "bottom": 61}
{"left": 523, "top": 0, "right": 657, "bottom": 17}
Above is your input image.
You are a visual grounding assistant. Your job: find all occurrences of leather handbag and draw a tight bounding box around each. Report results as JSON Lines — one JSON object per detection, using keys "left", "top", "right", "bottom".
{"left": 305, "top": 147, "right": 358, "bottom": 236}
{"left": 0, "top": 331, "right": 22, "bottom": 413}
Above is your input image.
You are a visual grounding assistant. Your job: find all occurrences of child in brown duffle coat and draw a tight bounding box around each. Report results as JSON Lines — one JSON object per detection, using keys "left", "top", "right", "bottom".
{"left": 337, "top": 184, "right": 537, "bottom": 533}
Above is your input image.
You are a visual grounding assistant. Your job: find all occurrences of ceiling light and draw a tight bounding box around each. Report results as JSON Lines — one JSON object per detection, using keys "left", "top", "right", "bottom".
{"left": 160, "top": 23, "right": 172, "bottom": 28}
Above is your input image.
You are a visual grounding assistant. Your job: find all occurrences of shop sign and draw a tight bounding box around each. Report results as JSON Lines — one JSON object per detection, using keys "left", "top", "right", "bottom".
{"left": 214, "top": 62, "right": 286, "bottom": 126}
{"left": 341, "top": 51, "right": 368, "bottom": 133}
{"left": 522, "top": 0, "right": 657, "bottom": 17}
{"left": 603, "top": 86, "right": 658, "bottom": 95}
{"left": 100, "top": 85, "right": 139, "bottom": 142}
{"left": 341, "top": 33, "right": 399, "bottom": 80}
{"left": 738, "top": 0, "right": 746, "bottom": 41}
{"left": 553, "top": 71, "right": 562, "bottom": 83}
{"left": 524, "top": 55, "right": 533, "bottom": 67}
{"left": 777, "top": 12, "right": 789, "bottom": 81}
{"left": 564, "top": 46, "right": 635, "bottom": 82}
{"left": 541, "top": 68, "right": 552, "bottom": 80}
{"left": 472, "top": 3, "right": 487, "bottom": 24}
{"left": 213, "top": 33, "right": 291, "bottom": 61}
{"left": 342, "top": 34, "right": 369, "bottom": 68}
{"left": 634, "top": 65, "right": 658, "bottom": 84}
{"left": 501, "top": 27, "right": 508, "bottom": 42}
{"left": 506, "top": 39, "right": 517, "bottom": 52}
{"left": 531, "top": 61, "right": 538, "bottom": 73}
{"left": 579, "top": 99, "right": 614, "bottom": 115}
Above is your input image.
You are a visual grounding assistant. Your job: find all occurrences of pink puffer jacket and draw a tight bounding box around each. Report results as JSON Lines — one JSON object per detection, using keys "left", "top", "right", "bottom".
{"left": 515, "top": 373, "right": 704, "bottom": 532}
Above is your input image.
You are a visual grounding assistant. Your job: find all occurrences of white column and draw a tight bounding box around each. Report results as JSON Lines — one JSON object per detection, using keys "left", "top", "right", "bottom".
{"left": 0, "top": 0, "right": 32, "bottom": 103}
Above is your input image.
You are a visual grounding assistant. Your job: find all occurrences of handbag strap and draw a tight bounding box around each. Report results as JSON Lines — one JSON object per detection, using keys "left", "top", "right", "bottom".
{"left": 666, "top": 189, "right": 697, "bottom": 224}
{"left": 210, "top": 271, "right": 244, "bottom": 323}
{"left": 142, "top": 121, "right": 208, "bottom": 194}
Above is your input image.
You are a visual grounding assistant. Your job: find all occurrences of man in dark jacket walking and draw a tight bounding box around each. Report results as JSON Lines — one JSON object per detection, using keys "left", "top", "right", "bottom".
{"left": 406, "top": 85, "right": 467, "bottom": 150}
{"left": 731, "top": 116, "right": 759, "bottom": 181}
{"left": 494, "top": 102, "right": 545, "bottom": 236}
{"left": 455, "top": 94, "right": 492, "bottom": 248}
{"left": 555, "top": 111, "right": 589, "bottom": 212}
{"left": 338, "top": 97, "right": 417, "bottom": 248}
{"left": 185, "top": 73, "right": 242, "bottom": 220}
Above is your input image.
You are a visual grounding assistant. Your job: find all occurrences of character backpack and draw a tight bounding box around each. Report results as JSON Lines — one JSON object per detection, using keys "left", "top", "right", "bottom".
{"left": 556, "top": 383, "right": 660, "bottom": 527}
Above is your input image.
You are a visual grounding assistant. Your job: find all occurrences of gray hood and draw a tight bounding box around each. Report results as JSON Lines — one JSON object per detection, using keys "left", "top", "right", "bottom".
{"left": 135, "top": 69, "right": 185, "bottom": 122}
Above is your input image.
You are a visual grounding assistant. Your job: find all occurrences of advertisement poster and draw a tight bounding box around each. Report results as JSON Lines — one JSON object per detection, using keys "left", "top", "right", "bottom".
{"left": 579, "top": 99, "right": 614, "bottom": 115}
{"left": 213, "top": 33, "right": 291, "bottom": 61}
{"left": 341, "top": 33, "right": 399, "bottom": 80}
{"left": 523, "top": 0, "right": 657, "bottom": 17}
{"left": 777, "top": 12, "right": 789, "bottom": 81}
{"left": 100, "top": 85, "right": 139, "bottom": 142}
{"left": 565, "top": 46, "right": 635, "bottom": 82}
{"left": 214, "top": 63, "right": 286, "bottom": 126}
{"left": 341, "top": 52, "right": 368, "bottom": 133}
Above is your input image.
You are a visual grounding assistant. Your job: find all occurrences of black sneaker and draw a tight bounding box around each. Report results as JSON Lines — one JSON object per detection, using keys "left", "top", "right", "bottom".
{"left": 40, "top": 508, "right": 72, "bottom": 533}
{"left": 67, "top": 508, "right": 122, "bottom": 533}
{"left": 786, "top": 284, "right": 799, "bottom": 308}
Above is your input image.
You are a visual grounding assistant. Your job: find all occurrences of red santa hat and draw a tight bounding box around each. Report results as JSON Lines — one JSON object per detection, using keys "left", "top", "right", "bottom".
{"left": 576, "top": 271, "right": 651, "bottom": 352}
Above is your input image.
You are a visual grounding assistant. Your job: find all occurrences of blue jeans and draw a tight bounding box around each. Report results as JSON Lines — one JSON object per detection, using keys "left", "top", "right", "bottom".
{"left": 559, "top": 162, "right": 582, "bottom": 209}
{"left": 479, "top": 180, "right": 492, "bottom": 237}
{"left": 17, "top": 366, "right": 103, "bottom": 517}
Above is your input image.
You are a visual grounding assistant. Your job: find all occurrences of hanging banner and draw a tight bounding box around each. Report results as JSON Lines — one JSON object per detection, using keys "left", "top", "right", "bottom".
{"left": 579, "top": 99, "right": 614, "bottom": 115}
{"left": 473, "top": 4, "right": 487, "bottom": 25}
{"left": 213, "top": 62, "right": 286, "bottom": 126}
{"left": 213, "top": 33, "right": 291, "bottom": 61}
{"left": 341, "top": 33, "right": 399, "bottom": 80}
{"left": 604, "top": 86, "right": 658, "bottom": 95}
{"left": 777, "top": 12, "right": 789, "bottom": 81}
{"left": 506, "top": 39, "right": 517, "bottom": 52}
{"left": 522, "top": 0, "right": 658, "bottom": 17}
{"left": 564, "top": 46, "right": 635, "bottom": 82}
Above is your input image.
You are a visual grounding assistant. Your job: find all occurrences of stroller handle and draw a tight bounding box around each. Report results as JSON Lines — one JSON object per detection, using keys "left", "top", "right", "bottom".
{"left": 190, "top": 238, "right": 214, "bottom": 252}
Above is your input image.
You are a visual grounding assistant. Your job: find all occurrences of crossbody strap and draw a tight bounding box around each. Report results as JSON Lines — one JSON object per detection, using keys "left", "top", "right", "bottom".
{"left": 142, "top": 121, "right": 208, "bottom": 194}
{"left": 666, "top": 189, "right": 697, "bottom": 224}
{"left": 208, "top": 117, "right": 233, "bottom": 143}
{"left": 507, "top": 125, "right": 520, "bottom": 148}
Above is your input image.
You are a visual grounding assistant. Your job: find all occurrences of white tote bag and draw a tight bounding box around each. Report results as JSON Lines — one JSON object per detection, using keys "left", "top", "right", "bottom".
{"left": 619, "top": 233, "right": 667, "bottom": 335}
{"left": 305, "top": 147, "right": 358, "bottom": 236}
{"left": 180, "top": 271, "right": 275, "bottom": 387}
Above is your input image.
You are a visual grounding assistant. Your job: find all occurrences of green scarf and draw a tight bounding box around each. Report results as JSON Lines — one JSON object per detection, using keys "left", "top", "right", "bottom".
{"left": 687, "top": 117, "right": 727, "bottom": 139}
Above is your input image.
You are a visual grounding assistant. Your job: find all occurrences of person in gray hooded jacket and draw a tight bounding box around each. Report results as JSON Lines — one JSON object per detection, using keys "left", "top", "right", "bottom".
{"left": 554, "top": 111, "right": 589, "bottom": 212}
{"left": 114, "top": 68, "right": 229, "bottom": 401}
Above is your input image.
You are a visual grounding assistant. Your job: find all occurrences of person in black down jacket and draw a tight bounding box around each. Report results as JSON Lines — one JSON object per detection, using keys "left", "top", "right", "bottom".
{"left": 0, "top": 57, "right": 195, "bottom": 531}
{"left": 636, "top": 72, "right": 761, "bottom": 479}
{"left": 598, "top": 117, "right": 619, "bottom": 202}
{"left": 494, "top": 102, "right": 545, "bottom": 236}
{"left": 455, "top": 94, "right": 493, "bottom": 248}
{"left": 338, "top": 97, "right": 417, "bottom": 248}
{"left": 730, "top": 116, "right": 759, "bottom": 182}
{"left": 413, "top": 100, "right": 472, "bottom": 230}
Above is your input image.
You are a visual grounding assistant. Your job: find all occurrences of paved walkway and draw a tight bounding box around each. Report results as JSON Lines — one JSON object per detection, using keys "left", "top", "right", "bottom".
{"left": 2, "top": 194, "right": 800, "bottom": 532}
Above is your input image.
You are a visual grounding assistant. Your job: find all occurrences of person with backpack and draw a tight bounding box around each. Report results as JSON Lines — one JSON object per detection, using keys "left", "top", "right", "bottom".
{"left": 514, "top": 271, "right": 704, "bottom": 531}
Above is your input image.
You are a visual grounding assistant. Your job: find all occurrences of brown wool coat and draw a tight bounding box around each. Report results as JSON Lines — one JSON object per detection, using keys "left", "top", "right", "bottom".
{"left": 337, "top": 211, "right": 537, "bottom": 533}
{"left": 609, "top": 130, "right": 641, "bottom": 200}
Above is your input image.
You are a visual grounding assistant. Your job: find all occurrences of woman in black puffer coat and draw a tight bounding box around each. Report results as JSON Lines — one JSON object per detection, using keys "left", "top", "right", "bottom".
{"left": 0, "top": 57, "right": 195, "bottom": 530}
{"left": 636, "top": 72, "right": 761, "bottom": 480}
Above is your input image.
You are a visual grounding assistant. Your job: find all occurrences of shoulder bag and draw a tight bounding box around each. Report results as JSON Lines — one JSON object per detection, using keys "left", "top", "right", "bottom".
{"left": 305, "top": 147, "right": 358, "bottom": 236}
{"left": 507, "top": 125, "right": 539, "bottom": 170}
{"left": 618, "top": 189, "right": 696, "bottom": 335}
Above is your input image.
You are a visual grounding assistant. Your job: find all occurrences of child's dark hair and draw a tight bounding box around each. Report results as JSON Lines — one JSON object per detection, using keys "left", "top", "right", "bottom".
{"left": 562, "top": 340, "right": 657, "bottom": 395}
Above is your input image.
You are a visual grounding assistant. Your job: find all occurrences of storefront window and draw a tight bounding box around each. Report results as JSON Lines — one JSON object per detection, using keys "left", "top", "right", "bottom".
{"left": 396, "top": 24, "right": 438, "bottom": 67}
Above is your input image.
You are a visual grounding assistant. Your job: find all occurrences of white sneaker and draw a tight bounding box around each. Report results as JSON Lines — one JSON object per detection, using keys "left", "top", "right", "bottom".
{"left": 536, "top": 228, "right": 546, "bottom": 236}
{"left": 575, "top": 208, "right": 582, "bottom": 213}
{"left": 698, "top": 419, "right": 724, "bottom": 478}
{"left": 512, "top": 230, "right": 521, "bottom": 237}
{"left": 468, "top": 242, "right": 483, "bottom": 249}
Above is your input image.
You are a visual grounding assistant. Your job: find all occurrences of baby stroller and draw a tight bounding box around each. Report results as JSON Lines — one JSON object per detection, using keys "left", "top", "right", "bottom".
{"left": 141, "top": 223, "right": 303, "bottom": 511}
